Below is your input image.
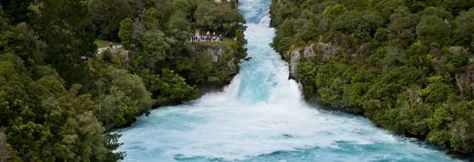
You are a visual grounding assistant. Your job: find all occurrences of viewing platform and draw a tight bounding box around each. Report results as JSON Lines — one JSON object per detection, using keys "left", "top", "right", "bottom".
{"left": 191, "top": 31, "right": 224, "bottom": 43}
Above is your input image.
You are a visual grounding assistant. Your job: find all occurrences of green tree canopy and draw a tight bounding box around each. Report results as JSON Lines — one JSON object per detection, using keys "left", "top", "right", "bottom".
{"left": 88, "top": 0, "right": 133, "bottom": 40}
{"left": 416, "top": 15, "right": 451, "bottom": 44}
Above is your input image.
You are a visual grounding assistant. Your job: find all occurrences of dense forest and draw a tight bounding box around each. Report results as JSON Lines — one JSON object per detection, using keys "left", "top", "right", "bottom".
{"left": 271, "top": 0, "right": 474, "bottom": 156}
{"left": 0, "top": 0, "right": 244, "bottom": 161}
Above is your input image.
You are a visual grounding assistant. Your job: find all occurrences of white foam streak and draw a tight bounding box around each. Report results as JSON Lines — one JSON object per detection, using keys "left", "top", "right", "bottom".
{"left": 118, "top": 0, "right": 458, "bottom": 161}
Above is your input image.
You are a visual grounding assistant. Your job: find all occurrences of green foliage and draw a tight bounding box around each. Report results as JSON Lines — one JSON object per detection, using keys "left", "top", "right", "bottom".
{"left": 154, "top": 0, "right": 176, "bottom": 25}
{"left": 272, "top": 19, "right": 300, "bottom": 56}
{"left": 124, "top": 0, "right": 246, "bottom": 92}
{"left": 272, "top": 0, "right": 474, "bottom": 154}
{"left": 0, "top": 0, "right": 34, "bottom": 23}
{"left": 88, "top": 0, "right": 133, "bottom": 40}
{"left": 0, "top": 57, "right": 123, "bottom": 161}
{"left": 332, "top": 11, "right": 384, "bottom": 40}
{"left": 143, "top": 7, "right": 160, "bottom": 30}
{"left": 270, "top": 0, "right": 298, "bottom": 27}
{"left": 416, "top": 15, "right": 451, "bottom": 44}
{"left": 99, "top": 67, "right": 152, "bottom": 128}
{"left": 420, "top": 76, "right": 454, "bottom": 103}
{"left": 443, "top": 0, "right": 474, "bottom": 13}
{"left": 95, "top": 39, "right": 112, "bottom": 48}
{"left": 167, "top": 11, "right": 192, "bottom": 41}
{"left": 452, "top": 9, "right": 474, "bottom": 50}
{"left": 118, "top": 18, "right": 134, "bottom": 49}
{"left": 194, "top": 0, "right": 244, "bottom": 36}
{"left": 141, "top": 30, "right": 170, "bottom": 70}
{"left": 173, "top": 0, "right": 194, "bottom": 18}
{"left": 323, "top": 4, "right": 346, "bottom": 16}
{"left": 386, "top": 6, "right": 417, "bottom": 45}
{"left": 156, "top": 69, "right": 197, "bottom": 104}
{"left": 0, "top": 22, "right": 46, "bottom": 66}
{"left": 374, "top": 0, "right": 405, "bottom": 19}
{"left": 36, "top": 0, "right": 97, "bottom": 83}
{"left": 0, "top": 0, "right": 245, "bottom": 161}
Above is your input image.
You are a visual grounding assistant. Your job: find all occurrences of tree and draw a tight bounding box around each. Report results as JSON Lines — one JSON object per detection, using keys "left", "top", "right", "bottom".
{"left": 332, "top": 11, "right": 384, "bottom": 40}
{"left": 86, "top": 53, "right": 153, "bottom": 128}
{"left": 154, "top": 0, "right": 176, "bottom": 26}
{"left": 156, "top": 69, "right": 196, "bottom": 104}
{"left": 323, "top": 4, "right": 346, "bottom": 17}
{"left": 194, "top": 1, "right": 243, "bottom": 36}
{"left": 444, "top": 0, "right": 474, "bottom": 13}
{"left": 0, "top": 0, "right": 34, "bottom": 23}
{"left": 0, "top": 22, "right": 46, "bottom": 66}
{"left": 416, "top": 15, "right": 451, "bottom": 44}
{"left": 446, "top": 101, "right": 474, "bottom": 153}
{"left": 167, "top": 12, "right": 192, "bottom": 42}
{"left": 141, "top": 30, "right": 170, "bottom": 70}
{"left": 387, "top": 6, "right": 417, "bottom": 45}
{"left": 0, "top": 0, "right": 246, "bottom": 160}
{"left": 173, "top": 0, "right": 194, "bottom": 19}
{"left": 374, "top": 0, "right": 405, "bottom": 20}
{"left": 0, "top": 59, "right": 122, "bottom": 161}
{"left": 118, "top": 18, "right": 134, "bottom": 49}
{"left": 106, "top": 68, "right": 152, "bottom": 127}
{"left": 143, "top": 7, "right": 160, "bottom": 30}
{"left": 270, "top": 0, "right": 298, "bottom": 27}
{"left": 0, "top": 60, "right": 31, "bottom": 128}
{"left": 36, "top": 0, "right": 97, "bottom": 83}
{"left": 88, "top": 0, "right": 133, "bottom": 40}
{"left": 272, "top": 19, "right": 298, "bottom": 55}
{"left": 453, "top": 9, "right": 474, "bottom": 50}
{"left": 271, "top": 0, "right": 474, "bottom": 155}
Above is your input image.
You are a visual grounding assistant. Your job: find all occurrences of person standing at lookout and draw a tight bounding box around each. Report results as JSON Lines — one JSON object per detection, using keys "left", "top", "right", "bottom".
{"left": 107, "top": 43, "right": 113, "bottom": 50}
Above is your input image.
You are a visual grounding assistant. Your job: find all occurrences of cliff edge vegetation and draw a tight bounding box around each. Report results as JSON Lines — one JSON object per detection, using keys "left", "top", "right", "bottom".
{"left": 271, "top": 0, "right": 474, "bottom": 157}
{"left": 0, "top": 0, "right": 245, "bottom": 161}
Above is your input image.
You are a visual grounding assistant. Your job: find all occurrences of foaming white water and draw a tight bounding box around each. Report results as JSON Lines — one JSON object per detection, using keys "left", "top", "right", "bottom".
{"left": 118, "top": 0, "right": 458, "bottom": 161}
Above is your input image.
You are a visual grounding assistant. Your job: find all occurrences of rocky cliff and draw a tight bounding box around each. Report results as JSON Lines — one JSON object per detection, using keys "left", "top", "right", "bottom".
{"left": 456, "top": 64, "right": 474, "bottom": 97}
{"left": 191, "top": 42, "right": 245, "bottom": 91}
{"left": 288, "top": 42, "right": 342, "bottom": 79}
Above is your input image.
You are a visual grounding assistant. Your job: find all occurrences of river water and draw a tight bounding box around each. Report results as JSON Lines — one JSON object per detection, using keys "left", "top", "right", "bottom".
{"left": 118, "top": 0, "right": 459, "bottom": 161}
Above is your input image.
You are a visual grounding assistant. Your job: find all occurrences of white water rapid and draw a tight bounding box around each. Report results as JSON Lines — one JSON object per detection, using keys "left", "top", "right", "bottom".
{"left": 118, "top": 0, "right": 459, "bottom": 161}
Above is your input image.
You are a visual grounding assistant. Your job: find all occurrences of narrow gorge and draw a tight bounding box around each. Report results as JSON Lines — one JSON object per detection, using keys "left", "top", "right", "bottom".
{"left": 117, "top": 0, "right": 459, "bottom": 161}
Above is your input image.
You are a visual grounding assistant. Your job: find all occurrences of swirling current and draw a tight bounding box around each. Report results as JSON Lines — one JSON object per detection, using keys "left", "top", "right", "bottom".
{"left": 118, "top": 0, "right": 459, "bottom": 161}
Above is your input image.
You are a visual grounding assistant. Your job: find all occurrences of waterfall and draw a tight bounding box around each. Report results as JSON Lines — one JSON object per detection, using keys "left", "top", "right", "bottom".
{"left": 118, "top": 0, "right": 458, "bottom": 161}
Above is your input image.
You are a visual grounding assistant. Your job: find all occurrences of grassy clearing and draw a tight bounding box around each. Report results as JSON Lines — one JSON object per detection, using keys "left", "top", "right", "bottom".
{"left": 95, "top": 39, "right": 111, "bottom": 48}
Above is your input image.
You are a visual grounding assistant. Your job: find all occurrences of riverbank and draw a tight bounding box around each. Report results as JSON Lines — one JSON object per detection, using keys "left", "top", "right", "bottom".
{"left": 270, "top": 0, "right": 474, "bottom": 158}
{"left": 117, "top": 1, "right": 460, "bottom": 161}
{"left": 0, "top": 0, "right": 247, "bottom": 161}
{"left": 105, "top": 0, "right": 247, "bottom": 129}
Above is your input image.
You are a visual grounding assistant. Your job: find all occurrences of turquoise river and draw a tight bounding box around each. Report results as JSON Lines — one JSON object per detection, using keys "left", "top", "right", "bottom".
{"left": 118, "top": 0, "right": 460, "bottom": 161}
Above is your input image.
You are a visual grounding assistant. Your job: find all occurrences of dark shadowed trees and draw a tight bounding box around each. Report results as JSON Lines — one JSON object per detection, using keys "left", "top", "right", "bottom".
{"left": 88, "top": 0, "right": 133, "bottom": 40}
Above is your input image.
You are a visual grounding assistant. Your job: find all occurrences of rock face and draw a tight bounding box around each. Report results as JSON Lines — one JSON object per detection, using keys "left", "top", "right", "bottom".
{"left": 0, "top": 131, "right": 9, "bottom": 161}
{"left": 456, "top": 64, "right": 474, "bottom": 97}
{"left": 97, "top": 45, "right": 130, "bottom": 66}
{"left": 199, "top": 46, "right": 227, "bottom": 63}
{"left": 449, "top": 47, "right": 474, "bottom": 97}
{"left": 289, "top": 45, "right": 313, "bottom": 79}
{"left": 192, "top": 45, "right": 238, "bottom": 68}
{"left": 288, "top": 42, "right": 342, "bottom": 79}
{"left": 191, "top": 44, "right": 243, "bottom": 90}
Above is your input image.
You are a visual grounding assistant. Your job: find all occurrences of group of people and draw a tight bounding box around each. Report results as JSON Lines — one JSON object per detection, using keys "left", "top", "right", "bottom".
{"left": 191, "top": 31, "right": 224, "bottom": 42}
{"left": 96, "top": 43, "right": 122, "bottom": 55}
